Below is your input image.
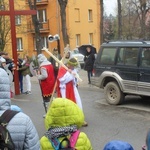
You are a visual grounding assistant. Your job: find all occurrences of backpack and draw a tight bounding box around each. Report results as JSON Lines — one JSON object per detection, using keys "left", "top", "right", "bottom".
{"left": 51, "top": 130, "right": 80, "bottom": 150}
{"left": 0, "top": 110, "right": 19, "bottom": 150}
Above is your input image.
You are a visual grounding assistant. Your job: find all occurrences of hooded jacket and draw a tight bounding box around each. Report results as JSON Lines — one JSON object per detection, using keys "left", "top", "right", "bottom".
{"left": 0, "top": 68, "right": 40, "bottom": 150}
{"left": 40, "top": 98, "right": 93, "bottom": 150}
{"left": 103, "top": 140, "right": 134, "bottom": 150}
{"left": 37, "top": 54, "right": 55, "bottom": 97}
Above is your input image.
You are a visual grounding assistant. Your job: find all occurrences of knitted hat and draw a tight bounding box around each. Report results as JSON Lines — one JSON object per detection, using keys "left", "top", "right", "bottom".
{"left": 67, "top": 57, "right": 78, "bottom": 67}
{"left": 37, "top": 54, "right": 47, "bottom": 64}
{"left": 103, "top": 140, "right": 134, "bottom": 150}
{"left": 0, "top": 56, "right": 6, "bottom": 63}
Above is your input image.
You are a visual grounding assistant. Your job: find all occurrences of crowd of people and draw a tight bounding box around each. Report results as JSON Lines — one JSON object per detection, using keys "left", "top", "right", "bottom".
{"left": 0, "top": 46, "right": 150, "bottom": 150}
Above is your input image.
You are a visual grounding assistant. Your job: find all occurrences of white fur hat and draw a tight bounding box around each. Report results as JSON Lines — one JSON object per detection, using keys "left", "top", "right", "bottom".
{"left": 37, "top": 54, "right": 47, "bottom": 64}
{"left": 0, "top": 56, "right": 6, "bottom": 63}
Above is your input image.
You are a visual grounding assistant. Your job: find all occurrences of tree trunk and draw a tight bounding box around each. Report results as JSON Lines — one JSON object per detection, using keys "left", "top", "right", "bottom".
{"left": 58, "top": 0, "right": 69, "bottom": 47}
{"left": 117, "top": 0, "right": 122, "bottom": 39}
{"left": 28, "top": 0, "right": 42, "bottom": 55}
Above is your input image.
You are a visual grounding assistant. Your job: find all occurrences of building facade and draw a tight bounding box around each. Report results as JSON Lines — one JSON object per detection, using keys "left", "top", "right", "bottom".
{"left": 4, "top": 0, "right": 100, "bottom": 58}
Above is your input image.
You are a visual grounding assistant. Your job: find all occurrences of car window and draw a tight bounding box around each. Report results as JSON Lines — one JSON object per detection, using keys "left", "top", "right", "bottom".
{"left": 73, "top": 50, "right": 79, "bottom": 54}
{"left": 141, "top": 48, "right": 150, "bottom": 67}
{"left": 117, "top": 47, "right": 138, "bottom": 66}
{"left": 100, "top": 48, "right": 116, "bottom": 65}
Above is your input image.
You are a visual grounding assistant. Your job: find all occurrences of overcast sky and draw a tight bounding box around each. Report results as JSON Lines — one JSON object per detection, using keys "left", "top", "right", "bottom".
{"left": 104, "top": 0, "right": 117, "bottom": 16}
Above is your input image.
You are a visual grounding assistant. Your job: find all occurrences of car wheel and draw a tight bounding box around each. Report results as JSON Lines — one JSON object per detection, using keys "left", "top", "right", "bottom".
{"left": 104, "top": 81, "right": 124, "bottom": 105}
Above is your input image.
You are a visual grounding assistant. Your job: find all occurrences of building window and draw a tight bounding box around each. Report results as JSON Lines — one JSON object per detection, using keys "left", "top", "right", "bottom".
{"left": 76, "top": 34, "right": 80, "bottom": 47}
{"left": 17, "top": 38, "right": 23, "bottom": 51}
{"left": 88, "top": 9, "right": 93, "bottom": 21}
{"left": 41, "top": 36, "right": 48, "bottom": 48}
{"left": 37, "top": 9, "right": 47, "bottom": 23}
{"left": 34, "top": 37, "right": 48, "bottom": 50}
{"left": 74, "top": 8, "right": 80, "bottom": 22}
{"left": 15, "top": 15, "right": 21, "bottom": 25}
{"left": 89, "top": 33, "right": 93, "bottom": 45}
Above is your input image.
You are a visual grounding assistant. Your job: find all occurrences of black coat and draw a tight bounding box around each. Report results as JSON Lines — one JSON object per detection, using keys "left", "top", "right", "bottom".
{"left": 84, "top": 52, "right": 95, "bottom": 71}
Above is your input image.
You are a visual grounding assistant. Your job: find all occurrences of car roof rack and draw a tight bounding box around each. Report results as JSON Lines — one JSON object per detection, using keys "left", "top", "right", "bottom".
{"left": 106, "top": 40, "right": 147, "bottom": 44}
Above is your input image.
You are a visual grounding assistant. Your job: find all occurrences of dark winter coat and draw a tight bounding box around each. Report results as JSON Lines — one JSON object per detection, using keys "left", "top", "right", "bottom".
{"left": 84, "top": 52, "right": 95, "bottom": 71}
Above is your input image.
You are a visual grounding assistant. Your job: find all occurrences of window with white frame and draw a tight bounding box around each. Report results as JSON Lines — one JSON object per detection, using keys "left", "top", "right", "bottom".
{"left": 89, "top": 33, "right": 93, "bottom": 45}
{"left": 17, "top": 38, "right": 23, "bottom": 51}
{"left": 41, "top": 36, "right": 48, "bottom": 48}
{"left": 88, "top": 9, "right": 93, "bottom": 21}
{"left": 76, "top": 34, "right": 80, "bottom": 47}
{"left": 34, "top": 37, "right": 48, "bottom": 50}
{"left": 37, "top": 9, "right": 47, "bottom": 23}
{"left": 15, "top": 15, "right": 21, "bottom": 25}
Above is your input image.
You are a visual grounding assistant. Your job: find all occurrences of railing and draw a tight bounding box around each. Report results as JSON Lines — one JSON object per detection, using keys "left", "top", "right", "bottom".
{"left": 27, "top": 20, "right": 50, "bottom": 33}
{"left": 25, "top": 0, "right": 48, "bottom": 5}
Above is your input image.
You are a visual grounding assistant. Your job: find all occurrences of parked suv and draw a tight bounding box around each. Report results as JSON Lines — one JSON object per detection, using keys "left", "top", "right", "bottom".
{"left": 91, "top": 40, "right": 150, "bottom": 105}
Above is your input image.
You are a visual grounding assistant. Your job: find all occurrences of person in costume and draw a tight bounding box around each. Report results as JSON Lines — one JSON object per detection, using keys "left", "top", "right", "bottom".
{"left": 57, "top": 57, "right": 82, "bottom": 109}
{"left": 40, "top": 97, "right": 93, "bottom": 150}
{"left": 57, "top": 57, "right": 88, "bottom": 126}
{"left": 37, "top": 54, "right": 55, "bottom": 114}
{"left": 63, "top": 51, "right": 81, "bottom": 73}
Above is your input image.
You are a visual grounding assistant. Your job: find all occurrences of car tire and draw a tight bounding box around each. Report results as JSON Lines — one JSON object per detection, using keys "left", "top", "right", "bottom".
{"left": 104, "top": 81, "right": 124, "bottom": 105}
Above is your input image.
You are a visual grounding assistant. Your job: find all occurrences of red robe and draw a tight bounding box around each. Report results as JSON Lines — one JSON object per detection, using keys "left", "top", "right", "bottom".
{"left": 40, "top": 64, "right": 55, "bottom": 97}
{"left": 57, "top": 67, "right": 76, "bottom": 103}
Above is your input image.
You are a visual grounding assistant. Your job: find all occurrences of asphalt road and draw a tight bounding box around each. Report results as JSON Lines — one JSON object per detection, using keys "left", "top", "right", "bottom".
{"left": 11, "top": 70, "right": 150, "bottom": 149}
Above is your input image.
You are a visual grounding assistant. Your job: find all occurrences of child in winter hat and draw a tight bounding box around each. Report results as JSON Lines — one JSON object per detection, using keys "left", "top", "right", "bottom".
{"left": 103, "top": 140, "right": 134, "bottom": 150}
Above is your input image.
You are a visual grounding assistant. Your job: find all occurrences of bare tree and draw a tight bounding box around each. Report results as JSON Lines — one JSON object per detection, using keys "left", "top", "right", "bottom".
{"left": 0, "top": 16, "right": 11, "bottom": 52}
{"left": 0, "top": 1, "right": 11, "bottom": 52}
{"left": 57, "top": 0, "right": 69, "bottom": 46}
{"left": 103, "top": 14, "right": 114, "bottom": 41}
{"left": 117, "top": 0, "right": 122, "bottom": 39}
{"left": 122, "top": 0, "right": 149, "bottom": 39}
{"left": 28, "top": 0, "right": 42, "bottom": 55}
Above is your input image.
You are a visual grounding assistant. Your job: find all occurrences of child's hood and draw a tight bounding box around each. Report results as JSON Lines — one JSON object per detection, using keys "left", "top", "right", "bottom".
{"left": 44, "top": 98, "right": 84, "bottom": 130}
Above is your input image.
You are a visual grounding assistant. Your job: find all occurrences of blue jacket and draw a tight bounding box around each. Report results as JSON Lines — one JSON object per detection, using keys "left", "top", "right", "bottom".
{"left": 0, "top": 67, "right": 40, "bottom": 150}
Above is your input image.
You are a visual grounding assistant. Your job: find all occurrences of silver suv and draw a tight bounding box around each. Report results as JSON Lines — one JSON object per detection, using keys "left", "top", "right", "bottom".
{"left": 91, "top": 40, "right": 150, "bottom": 105}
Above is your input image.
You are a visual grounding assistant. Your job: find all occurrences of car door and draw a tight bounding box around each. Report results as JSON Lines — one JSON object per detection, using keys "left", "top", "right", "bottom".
{"left": 115, "top": 47, "right": 139, "bottom": 92}
{"left": 138, "top": 48, "right": 150, "bottom": 95}
{"left": 94, "top": 47, "right": 117, "bottom": 77}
